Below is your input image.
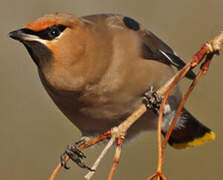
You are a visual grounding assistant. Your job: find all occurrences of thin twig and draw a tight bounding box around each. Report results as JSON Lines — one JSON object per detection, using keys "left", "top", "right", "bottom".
{"left": 162, "top": 71, "right": 203, "bottom": 151}
{"left": 49, "top": 155, "right": 69, "bottom": 180}
{"left": 49, "top": 32, "right": 223, "bottom": 180}
{"left": 49, "top": 131, "right": 112, "bottom": 180}
{"left": 108, "top": 137, "right": 124, "bottom": 180}
{"left": 157, "top": 62, "right": 193, "bottom": 174}
{"left": 147, "top": 31, "right": 223, "bottom": 180}
{"left": 85, "top": 129, "right": 117, "bottom": 180}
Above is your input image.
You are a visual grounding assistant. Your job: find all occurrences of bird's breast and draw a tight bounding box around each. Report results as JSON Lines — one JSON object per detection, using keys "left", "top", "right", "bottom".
{"left": 38, "top": 68, "right": 143, "bottom": 135}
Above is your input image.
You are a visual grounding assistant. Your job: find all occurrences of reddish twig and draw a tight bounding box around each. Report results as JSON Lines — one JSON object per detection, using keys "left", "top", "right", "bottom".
{"left": 85, "top": 130, "right": 117, "bottom": 180}
{"left": 162, "top": 53, "right": 213, "bottom": 151}
{"left": 147, "top": 32, "right": 223, "bottom": 180}
{"left": 162, "top": 71, "right": 203, "bottom": 151}
{"left": 49, "top": 130, "right": 112, "bottom": 180}
{"left": 108, "top": 137, "right": 124, "bottom": 180}
{"left": 49, "top": 32, "right": 223, "bottom": 180}
{"left": 147, "top": 63, "right": 192, "bottom": 180}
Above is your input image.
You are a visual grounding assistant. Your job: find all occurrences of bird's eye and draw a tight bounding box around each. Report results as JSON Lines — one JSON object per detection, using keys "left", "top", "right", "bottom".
{"left": 48, "top": 25, "right": 67, "bottom": 40}
{"left": 49, "top": 26, "right": 60, "bottom": 38}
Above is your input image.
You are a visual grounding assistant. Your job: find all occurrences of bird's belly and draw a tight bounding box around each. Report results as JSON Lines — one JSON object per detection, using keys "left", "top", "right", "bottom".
{"left": 62, "top": 96, "right": 143, "bottom": 135}
{"left": 39, "top": 70, "right": 157, "bottom": 137}
{"left": 50, "top": 90, "right": 157, "bottom": 139}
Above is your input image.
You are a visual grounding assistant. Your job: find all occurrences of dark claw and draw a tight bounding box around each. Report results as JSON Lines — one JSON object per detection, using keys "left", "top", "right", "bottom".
{"left": 60, "top": 139, "right": 95, "bottom": 171}
{"left": 60, "top": 152, "right": 70, "bottom": 169}
{"left": 143, "top": 87, "right": 162, "bottom": 114}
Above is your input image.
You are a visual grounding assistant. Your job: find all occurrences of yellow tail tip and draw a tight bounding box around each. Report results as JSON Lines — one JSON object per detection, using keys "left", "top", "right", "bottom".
{"left": 172, "top": 131, "right": 216, "bottom": 149}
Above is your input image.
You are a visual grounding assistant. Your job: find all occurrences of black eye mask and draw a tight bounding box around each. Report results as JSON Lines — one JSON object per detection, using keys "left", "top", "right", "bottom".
{"left": 21, "top": 25, "right": 67, "bottom": 40}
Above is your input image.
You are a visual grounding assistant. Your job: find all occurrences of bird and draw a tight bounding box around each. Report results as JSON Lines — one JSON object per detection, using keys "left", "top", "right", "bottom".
{"left": 9, "top": 13, "right": 215, "bottom": 167}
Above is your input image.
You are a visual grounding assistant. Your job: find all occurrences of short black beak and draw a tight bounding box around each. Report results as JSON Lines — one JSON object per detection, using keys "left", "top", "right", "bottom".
{"left": 8, "top": 29, "right": 26, "bottom": 41}
{"left": 9, "top": 29, "right": 22, "bottom": 40}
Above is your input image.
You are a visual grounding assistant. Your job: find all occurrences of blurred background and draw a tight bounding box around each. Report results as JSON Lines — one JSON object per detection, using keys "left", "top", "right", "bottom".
{"left": 1, "top": 0, "right": 223, "bottom": 179}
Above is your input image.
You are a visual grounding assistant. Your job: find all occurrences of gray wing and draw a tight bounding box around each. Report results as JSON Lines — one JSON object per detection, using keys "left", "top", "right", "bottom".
{"left": 83, "top": 14, "right": 195, "bottom": 79}
{"left": 122, "top": 16, "right": 195, "bottom": 79}
{"left": 139, "top": 29, "right": 195, "bottom": 79}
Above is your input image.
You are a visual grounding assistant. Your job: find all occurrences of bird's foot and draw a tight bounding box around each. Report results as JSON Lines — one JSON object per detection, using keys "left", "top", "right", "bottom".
{"left": 60, "top": 138, "right": 94, "bottom": 171}
{"left": 143, "top": 86, "right": 162, "bottom": 114}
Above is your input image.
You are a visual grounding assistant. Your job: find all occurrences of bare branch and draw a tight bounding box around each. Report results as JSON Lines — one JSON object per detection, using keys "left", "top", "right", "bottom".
{"left": 49, "top": 31, "right": 223, "bottom": 180}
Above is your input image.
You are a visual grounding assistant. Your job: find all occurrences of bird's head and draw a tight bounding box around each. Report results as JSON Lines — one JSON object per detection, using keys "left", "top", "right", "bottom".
{"left": 9, "top": 13, "right": 91, "bottom": 69}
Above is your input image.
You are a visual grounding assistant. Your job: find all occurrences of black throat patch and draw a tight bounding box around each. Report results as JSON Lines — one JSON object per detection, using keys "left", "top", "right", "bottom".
{"left": 23, "top": 41, "right": 53, "bottom": 68}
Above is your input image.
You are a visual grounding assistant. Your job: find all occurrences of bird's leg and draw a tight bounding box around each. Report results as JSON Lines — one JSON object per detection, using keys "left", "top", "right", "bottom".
{"left": 60, "top": 137, "right": 94, "bottom": 171}
{"left": 143, "top": 86, "right": 162, "bottom": 114}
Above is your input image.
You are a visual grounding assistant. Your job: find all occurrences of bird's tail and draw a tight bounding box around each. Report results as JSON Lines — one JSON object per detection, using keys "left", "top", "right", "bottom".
{"left": 162, "top": 108, "right": 215, "bottom": 149}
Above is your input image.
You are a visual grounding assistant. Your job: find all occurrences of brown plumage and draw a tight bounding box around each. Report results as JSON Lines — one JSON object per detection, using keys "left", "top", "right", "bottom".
{"left": 9, "top": 13, "right": 214, "bottom": 148}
